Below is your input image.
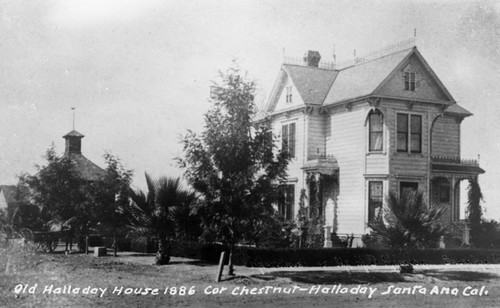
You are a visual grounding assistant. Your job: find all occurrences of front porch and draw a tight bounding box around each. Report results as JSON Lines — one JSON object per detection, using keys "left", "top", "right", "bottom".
{"left": 430, "top": 155, "right": 485, "bottom": 246}
{"left": 302, "top": 155, "right": 341, "bottom": 247}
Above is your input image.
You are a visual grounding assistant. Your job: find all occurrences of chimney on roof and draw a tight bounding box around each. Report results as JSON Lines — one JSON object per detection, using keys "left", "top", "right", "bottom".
{"left": 303, "top": 50, "right": 321, "bottom": 67}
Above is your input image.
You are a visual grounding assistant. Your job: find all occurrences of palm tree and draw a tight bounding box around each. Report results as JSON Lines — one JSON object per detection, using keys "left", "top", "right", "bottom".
{"left": 368, "top": 190, "right": 447, "bottom": 248}
{"left": 123, "top": 173, "right": 195, "bottom": 265}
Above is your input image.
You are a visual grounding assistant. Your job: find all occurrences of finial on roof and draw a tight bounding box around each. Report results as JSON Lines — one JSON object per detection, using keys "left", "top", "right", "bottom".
{"left": 72, "top": 107, "right": 76, "bottom": 130}
{"left": 332, "top": 43, "right": 336, "bottom": 64}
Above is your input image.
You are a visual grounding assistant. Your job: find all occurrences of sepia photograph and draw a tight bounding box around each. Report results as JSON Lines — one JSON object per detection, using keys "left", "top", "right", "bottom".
{"left": 1, "top": 0, "right": 499, "bottom": 307}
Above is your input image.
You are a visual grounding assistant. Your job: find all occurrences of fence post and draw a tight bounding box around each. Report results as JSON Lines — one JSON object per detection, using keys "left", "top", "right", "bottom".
{"left": 85, "top": 236, "right": 89, "bottom": 254}
{"left": 216, "top": 251, "right": 226, "bottom": 283}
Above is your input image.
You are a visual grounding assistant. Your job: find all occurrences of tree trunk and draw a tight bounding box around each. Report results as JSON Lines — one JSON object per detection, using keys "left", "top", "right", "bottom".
{"left": 155, "top": 237, "right": 170, "bottom": 265}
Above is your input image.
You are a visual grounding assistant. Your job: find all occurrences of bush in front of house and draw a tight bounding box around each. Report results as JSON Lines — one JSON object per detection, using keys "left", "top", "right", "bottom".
{"left": 168, "top": 242, "right": 500, "bottom": 267}
{"left": 367, "top": 191, "right": 447, "bottom": 249}
{"left": 240, "top": 247, "right": 500, "bottom": 267}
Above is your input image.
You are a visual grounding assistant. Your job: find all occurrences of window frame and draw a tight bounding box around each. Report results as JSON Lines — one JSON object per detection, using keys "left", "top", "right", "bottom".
{"left": 368, "top": 110, "right": 384, "bottom": 152}
{"left": 368, "top": 181, "right": 383, "bottom": 223}
{"left": 281, "top": 122, "right": 296, "bottom": 158}
{"left": 396, "top": 112, "right": 422, "bottom": 154}
{"left": 404, "top": 72, "right": 416, "bottom": 91}
{"left": 278, "top": 184, "right": 295, "bottom": 220}
{"left": 286, "top": 86, "right": 293, "bottom": 103}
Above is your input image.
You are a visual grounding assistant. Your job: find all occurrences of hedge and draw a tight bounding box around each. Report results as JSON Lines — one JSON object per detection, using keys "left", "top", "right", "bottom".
{"left": 170, "top": 242, "right": 500, "bottom": 267}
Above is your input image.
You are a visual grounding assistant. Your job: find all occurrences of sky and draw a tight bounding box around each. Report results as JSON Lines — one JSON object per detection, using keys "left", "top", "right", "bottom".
{"left": 0, "top": 0, "right": 499, "bottom": 218}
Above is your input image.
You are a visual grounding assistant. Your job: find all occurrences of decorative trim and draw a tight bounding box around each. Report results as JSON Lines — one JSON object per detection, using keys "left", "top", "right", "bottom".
{"left": 368, "top": 97, "right": 381, "bottom": 108}
{"left": 344, "top": 102, "right": 353, "bottom": 112}
{"left": 302, "top": 106, "right": 315, "bottom": 115}
{"left": 394, "top": 174, "right": 425, "bottom": 180}
{"left": 363, "top": 174, "right": 389, "bottom": 179}
{"left": 454, "top": 116, "right": 464, "bottom": 124}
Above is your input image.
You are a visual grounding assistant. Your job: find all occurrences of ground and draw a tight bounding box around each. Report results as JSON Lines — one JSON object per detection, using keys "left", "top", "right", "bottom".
{"left": 1, "top": 247, "right": 500, "bottom": 307}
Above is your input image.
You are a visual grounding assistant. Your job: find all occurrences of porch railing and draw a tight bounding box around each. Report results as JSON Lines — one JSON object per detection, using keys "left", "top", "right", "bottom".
{"left": 431, "top": 156, "right": 479, "bottom": 166}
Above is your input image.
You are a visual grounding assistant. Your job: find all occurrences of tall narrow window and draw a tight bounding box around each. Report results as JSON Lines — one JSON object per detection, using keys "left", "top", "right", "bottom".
{"left": 368, "top": 181, "right": 383, "bottom": 223}
{"left": 410, "top": 115, "right": 422, "bottom": 153}
{"left": 404, "top": 72, "right": 415, "bottom": 91}
{"left": 397, "top": 114, "right": 408, "bottom": 152}
{"left": 397, "top": 113, "right": 422, "bottom": 154}
{"left": 286, "top": 86, "right": 293, "bottom": 103}
{"left": 281, "top": 123, "right": 296, "bottom": 158}
{"left": 279, "top": 184, "right": 295, "bottom": 220}
{"left": 369, "top": 110, "right": 384, "bottom": 151}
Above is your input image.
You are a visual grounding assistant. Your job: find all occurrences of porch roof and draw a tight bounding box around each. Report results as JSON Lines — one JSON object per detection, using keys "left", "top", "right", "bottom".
{"left": 431, "top": 156, "right": 485, "bottom": 177}
{"left": 302, "top": 156, "right": 339, "bottom": 175}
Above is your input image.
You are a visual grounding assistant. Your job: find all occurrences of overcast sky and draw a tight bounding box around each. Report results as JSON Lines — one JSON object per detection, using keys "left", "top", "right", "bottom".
{"left": 0, "top": 0, "right": 499, "bottom": 218}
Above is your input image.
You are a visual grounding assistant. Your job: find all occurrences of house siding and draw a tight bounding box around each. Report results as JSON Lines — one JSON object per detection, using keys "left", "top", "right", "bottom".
{"left": 271, "top": 109, "right": 307, "bottom": 217}
{"left": 326, "top": 104, "right": 366, "bottom": 234}
{"left": 307, "top": 110, "right": 326, "bottom": 159}
{"left": 274, "top": 77, "right": 305, "bottom": 112}
{"left": 431, "top": 115, "right": 460, "bottom": 157}
{"left": 374, "top": 54, "right": 449, "bottom": 102}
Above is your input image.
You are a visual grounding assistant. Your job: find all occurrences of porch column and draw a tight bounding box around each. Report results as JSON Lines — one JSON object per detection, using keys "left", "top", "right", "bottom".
{"left": 450, "top": 176, "right": 456, "bottom": 222}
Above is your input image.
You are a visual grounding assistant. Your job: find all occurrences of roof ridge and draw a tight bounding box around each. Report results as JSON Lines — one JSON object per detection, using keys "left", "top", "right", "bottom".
{"left": 283, "top": 63, "right": 338, "bottom": 72}
{"left": 338, "top": 47, "right": 415, "bottom": 72}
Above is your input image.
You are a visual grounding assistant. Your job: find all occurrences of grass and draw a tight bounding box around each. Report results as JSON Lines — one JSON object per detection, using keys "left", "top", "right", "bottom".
{"left": 1, "top": 247, "right": 500, "bottom": 307}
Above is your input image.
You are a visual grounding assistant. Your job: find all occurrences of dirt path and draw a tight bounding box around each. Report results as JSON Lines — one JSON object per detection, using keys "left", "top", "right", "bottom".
{"left": 2, "top": 250, "right": 500, "bottom": 307}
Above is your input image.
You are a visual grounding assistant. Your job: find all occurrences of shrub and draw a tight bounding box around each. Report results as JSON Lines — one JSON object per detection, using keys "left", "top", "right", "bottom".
{"left": 167, "top": 242, "right": 500, "bottom": 267}
{"left": 368, "top": 191, "right": 447, "bottom": 249}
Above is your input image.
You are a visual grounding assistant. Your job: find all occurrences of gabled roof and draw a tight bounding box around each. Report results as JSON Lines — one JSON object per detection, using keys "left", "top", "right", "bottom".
{"left": 262, "top": 46, "right": 458, "bottom": 115}
{"left": 324, "top": 48, "right": 414, "bottom": 105}
{"left": 284, "top": 65, "right": 338, "bottom": 105}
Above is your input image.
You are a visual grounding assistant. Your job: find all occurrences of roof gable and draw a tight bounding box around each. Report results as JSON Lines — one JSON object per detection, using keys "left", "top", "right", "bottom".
{"left": 373, "top": 49, "right": 454, "bottom": 102}
{"left": 284, "top": 65, "right": 338, "bottom": 105}
{"left": 261, "top": 64, "right": 337, "bottom": 115}
{"left": 323, "top": 48, "right": 413, "bottom": 105}
{"left": 273, "top": 75, "right": 305, "bottom": 111}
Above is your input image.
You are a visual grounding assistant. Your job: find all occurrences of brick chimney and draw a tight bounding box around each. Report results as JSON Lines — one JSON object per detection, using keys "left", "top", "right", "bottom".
{"left": 63, "top": 130, "right": 84, "bottom": 155}
{"left": 303, "top": 50, "right": 321, "bottom": 67}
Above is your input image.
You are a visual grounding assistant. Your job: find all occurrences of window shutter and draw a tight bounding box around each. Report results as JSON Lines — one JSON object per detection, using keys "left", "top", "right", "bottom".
{"left": 281, "top": 125, "right": 288, "bottom": 153}
{"left": 289, "top": 123, "right": 296, "bottom": 158}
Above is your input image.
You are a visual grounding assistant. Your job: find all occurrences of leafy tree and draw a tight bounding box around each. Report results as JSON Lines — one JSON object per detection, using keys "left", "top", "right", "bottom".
{"left": 178, "top": 64, "right": 289, "bottom": 274}
{"left": 367, "top": 191, "right": 447, "bottom": 248}
{"left": 467, "top": 177, "right": 483, "bottom": 247}
{"left": 123, "top": 174, "right": 196, "bottom": 265}
{"left": 21, "top": 146, "right": 133, "bottom": 251}
{"left": 21, "top": 146, "right": 86, "bottom": 227}
{"left": 92, "top": 153, "right": 134, "bottom": 254}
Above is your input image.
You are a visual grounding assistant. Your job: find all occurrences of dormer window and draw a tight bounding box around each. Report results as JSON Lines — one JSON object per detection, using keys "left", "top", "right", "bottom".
{"left": 286, "top": 86, "right": 292, "bottom": 103}
{"left": 404, "top": 72, "right": 416, "bottom": 91}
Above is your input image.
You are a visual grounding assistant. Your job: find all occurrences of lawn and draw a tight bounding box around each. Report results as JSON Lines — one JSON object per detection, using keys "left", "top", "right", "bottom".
{"left": 1, "top": 247, "right": 500, "bottom": 307}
